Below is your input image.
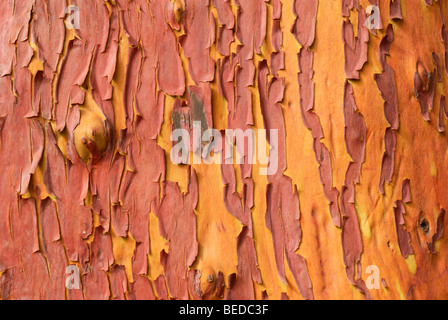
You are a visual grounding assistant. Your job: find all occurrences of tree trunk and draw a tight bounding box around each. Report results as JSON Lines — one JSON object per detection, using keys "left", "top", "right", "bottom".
{"left": 0, "top": 0, "right": 447, "bottom": 300}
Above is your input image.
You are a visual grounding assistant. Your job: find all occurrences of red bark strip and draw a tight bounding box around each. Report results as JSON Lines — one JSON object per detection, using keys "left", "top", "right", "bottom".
{"left": 374, "top": 25, "right": 399, "bottom": 130}
{"left": 1, "top": 198, "right": 52, "bottom": 299}
{"left": 118, "top": 0, "right": 182, "bottom": 144}
{"left": 90, "top": 227, "right": 114, "bottom": 272}
{"left": 231, "top": 0, "right": 267, "bottom": 129}
{"left": 432, "top": 52, "right": 442, "bottom": 82}
{"left": 393, "top": 200, "right": 414, "bottom": 258}
{"left": 271, "top": 20, "right": 285, "bottom": 77}
{"left": 121, "top": 46, "right": 142, "bottom": 136}
{"left": 31, "top": 0, "right": 66, "bottom": 119}
{"left": 402, "top": 179, "right": 411, "bottom": 204}
{"left": 84, "top": 226, "right": 114, "bottom": 300}
{"left": 153, "top": 0, "right": 186, "bottom": 96}
{"left": 291, "top": 0, "right": 318, "bottom": 48}
{"left": 259, "top": 60, "right": 313, "bottom": 299}
{"left": 340, "top": 81, "right": 367, "bottom": 292}
{"left": 54, "top": 39, "right": 92, "bottom": 131}
{"left": 379, "top": 127, "right": 397, "bottom": 195}
{"left": 427, "top": 209, "right": 446, "bottom": 254}
{"left": 31, "top": 0, "right": 66, "bottom": 74}
{"left": 212, "top": 0, "right": 234, "bottom": 29}
{"left": 0, "top": 41, "right": 36, "bottom": 196}
{"left": 441, "top": 3, "right": 448, "bottom": 78}
{"left": 219, "top": 145, "right": 261, "bottom": 300}
{"left": 128, "top": 275, "right": 156, "bottom": 300}
{"left": 44, "top": 118, "right": 92, "bottom": 273}
{"left": 112, "top": 205, "right": 129, "bottom": 238}
{"left": 153, "top": 274, "right": 169, "bottom": 300}
{"left": 341, "top": 4, "right": 369, "bottom": 80}
{"left": 40, "top": 198, "right": 69, "bottom": 300}
{"left": 71, "top": 0, "right": 109, "bottom": 52}
{"left": 10, "top": 1, "right": 34, "bottom": 44}
{"left": 114, "top": 1, "right": 170, "bottom": 274}
{"left": 215, "top": 271, "right": 225, "bottom": 298}
{"left": 342, "top": 0, "right": 354, "bottom": 17}
{"left": 157, "top": 169, "right": 198, "bottom": 300}
{"left": 224, "top": 226, "right": 262, "bottom": 300}
{"left": 110, "top": 265, "right": 129, "bottom": 300}
{"left": 90, "top": 150, "right": 125, "bottom": 232}
{"left": 212, "top": 0, "right": 234, "bottom": 57}
{"left": 297, "top": 47, "right": 341, "bottom": 227}
{"left": 118, "top": 0, "right": 185, "bottom": 97}
{"left": 375, "top": 25, "right": 400, "bottom": 195}
{"left": 120, "top": 135, "right": 165, "bottom": 276}
{"left": 273, "top": 0, "right": 282, "bottom": 20}
{"left": 32, "top": 71, "right": 53, "bottom": 119}
{"left": 117, "top": 0, "right": 140, "bottom": 46}
{"left": 414, "top": 62, "right": 436, "bottom": 122}
{"left": 20, "top": 120, "right": 44, "bottom": 196}
{"left": 390, "top": 0, "right": 402, "bottom": 20}
{"left": 89, "top": 19, "right": 124, "bottom": 233}
{"left": 438, "top": 95, "right": 448, "bottom": 133}
{"left": 11, "top": 42, "right": 44, "bottom": 194}
{"left": 188, "top": 269, "right": 203, "bottom": 300}
{"left": 0, "top": 0, "right": 16, "bottom": 77}
{"left": 180, "top": 0, "right": 215, "bottom": 84}
{"left": 89, "top": 5, "right": 119, "bottom": 126}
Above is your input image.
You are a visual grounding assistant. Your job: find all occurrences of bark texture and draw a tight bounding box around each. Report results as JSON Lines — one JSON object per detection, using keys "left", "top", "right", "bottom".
{"left": 0, "top": 0, "right": 448, "bottom": 300}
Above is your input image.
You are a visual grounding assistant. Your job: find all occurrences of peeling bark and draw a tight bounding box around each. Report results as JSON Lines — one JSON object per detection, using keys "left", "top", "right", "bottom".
{"left": 1, "top": 0, "right": 448, "bottom": 301}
